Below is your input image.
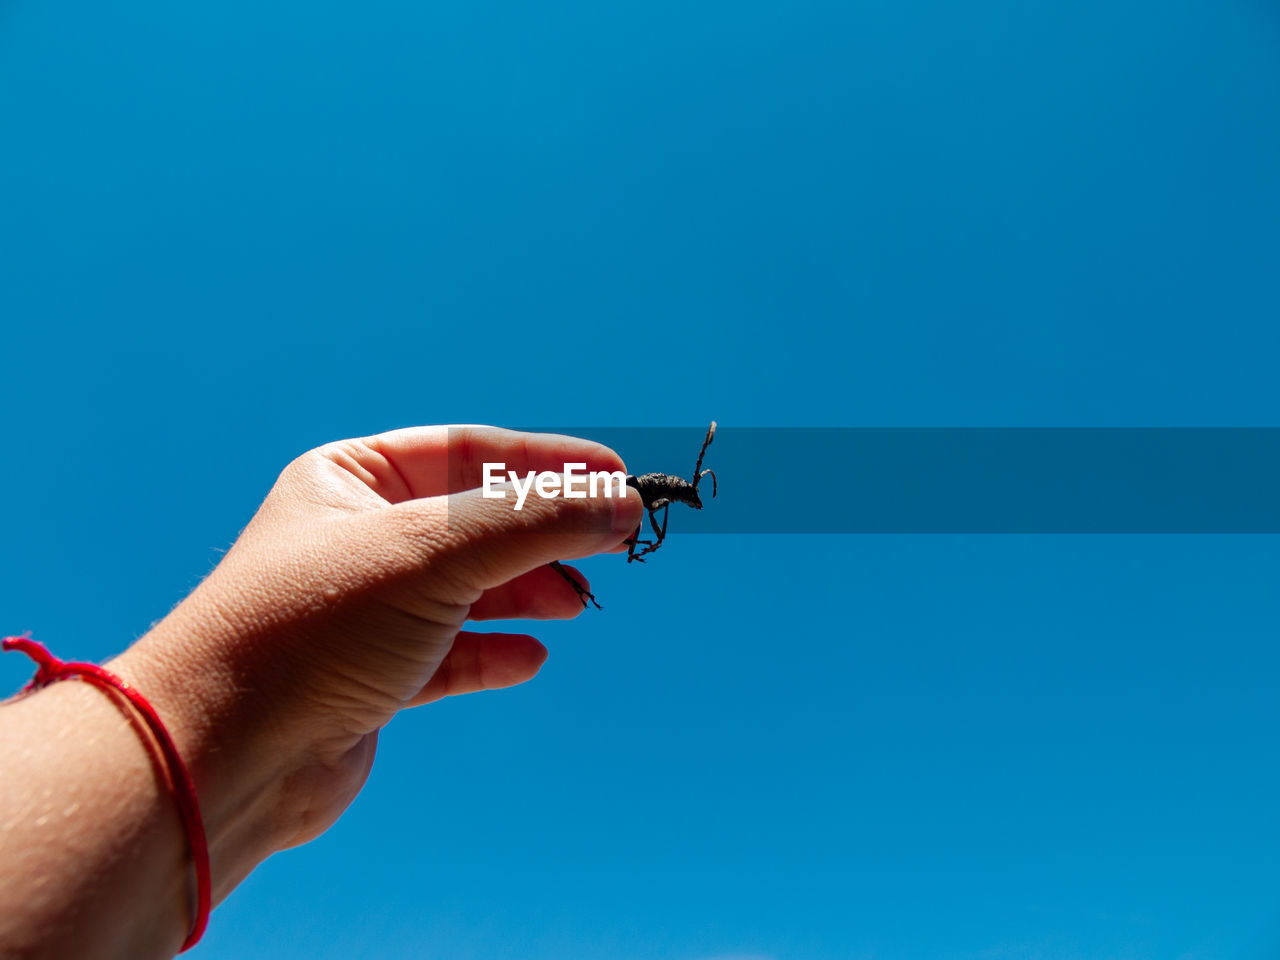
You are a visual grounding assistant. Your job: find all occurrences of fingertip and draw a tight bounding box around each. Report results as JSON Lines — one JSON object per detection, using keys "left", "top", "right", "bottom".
{"left": 609, "top": 484, "right": 644, "bottom": 541}
{"left": 470, "top": 564, "right": 594, "bottom": 621}
{"left": 532, "top": 637, "right": 550, "bottom": 668}
{"left": 495, "top": 633, "right": 549, "bottom": 684}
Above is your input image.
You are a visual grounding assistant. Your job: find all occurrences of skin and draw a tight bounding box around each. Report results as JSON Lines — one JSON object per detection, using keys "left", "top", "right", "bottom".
{"left": 0, "top": 425, "right": 644, "bottom": 960}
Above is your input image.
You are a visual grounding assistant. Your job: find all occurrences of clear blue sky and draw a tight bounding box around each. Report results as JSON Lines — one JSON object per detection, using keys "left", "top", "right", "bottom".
{"left": 3, "top": 0, "right": 1280, "bottom": 957}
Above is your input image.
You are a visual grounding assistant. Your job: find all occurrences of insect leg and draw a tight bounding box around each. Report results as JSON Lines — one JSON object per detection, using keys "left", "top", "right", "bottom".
{"left": 625, "top": 525, "right": 653, "bottom": 563}
{"left": 649, "top": 499, "right": 670, "bottom": 539}
{"left": 548, "top": 560, "right": 600, "bottom": 610}
{"left": 630, "top": 501, "right": 670, "bottom": 562}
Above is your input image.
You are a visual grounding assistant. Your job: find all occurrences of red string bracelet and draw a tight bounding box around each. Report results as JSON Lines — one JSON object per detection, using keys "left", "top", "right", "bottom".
{"left": 2, "top": 635, "right": 212, "bottom": 952}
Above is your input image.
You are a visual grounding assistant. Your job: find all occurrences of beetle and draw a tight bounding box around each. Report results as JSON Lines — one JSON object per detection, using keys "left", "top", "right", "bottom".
{"left": 551, "top": 421, "right": 717, "bottom": 608}
{"left": 622, "top": 419, "right": 717, "bottom": 563}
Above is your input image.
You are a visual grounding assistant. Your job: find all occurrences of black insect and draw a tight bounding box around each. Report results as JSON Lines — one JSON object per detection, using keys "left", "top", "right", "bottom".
{"left": 551, "top": 421, "right": 717, "bottom": 609}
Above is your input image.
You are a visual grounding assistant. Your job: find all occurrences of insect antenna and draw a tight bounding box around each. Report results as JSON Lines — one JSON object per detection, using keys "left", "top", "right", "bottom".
{"left": 692, "top": 421, "right": 717, "bottom": 496}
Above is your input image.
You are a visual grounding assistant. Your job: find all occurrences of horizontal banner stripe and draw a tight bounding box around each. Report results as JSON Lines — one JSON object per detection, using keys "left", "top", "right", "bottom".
{"left": 452, "top": 427, "right": 1280, "bottom": 533}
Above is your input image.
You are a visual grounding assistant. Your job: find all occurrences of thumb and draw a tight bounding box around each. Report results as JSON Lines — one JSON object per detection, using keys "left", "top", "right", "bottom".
{"left": 398, "top": 477, "right": 645, "bottom": 594}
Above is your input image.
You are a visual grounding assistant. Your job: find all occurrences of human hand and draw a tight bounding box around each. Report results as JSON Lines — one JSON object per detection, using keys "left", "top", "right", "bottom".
{"left": 112, "top": 425, "right": 643, "bottom": 898}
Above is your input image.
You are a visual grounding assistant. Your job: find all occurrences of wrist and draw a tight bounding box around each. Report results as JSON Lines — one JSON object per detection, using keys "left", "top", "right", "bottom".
{"left": 0, "top": 667, "right": 212, "bottom": 958}
{"left": 108, "top": 604, "right": 302, "bottom": 903}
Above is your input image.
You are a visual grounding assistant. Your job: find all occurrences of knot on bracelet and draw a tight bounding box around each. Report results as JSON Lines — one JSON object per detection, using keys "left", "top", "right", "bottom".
{"left": 2, "top": 635, "right": 65, "bottom": 690}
